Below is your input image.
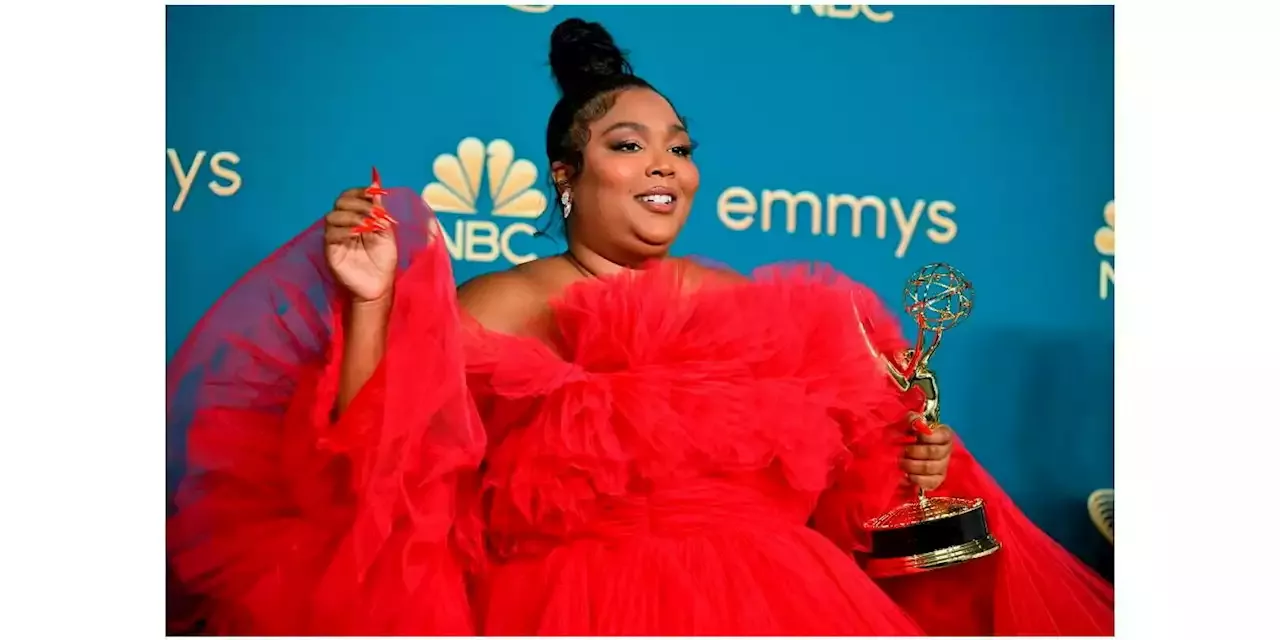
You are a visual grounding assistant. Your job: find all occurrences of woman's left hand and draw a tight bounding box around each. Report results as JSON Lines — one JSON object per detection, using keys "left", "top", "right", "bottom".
{"left": 901, "top": 416, "right": 954, "bottom": 491}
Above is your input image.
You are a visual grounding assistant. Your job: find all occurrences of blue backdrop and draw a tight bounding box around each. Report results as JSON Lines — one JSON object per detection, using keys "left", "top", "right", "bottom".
{"left": 166, "top": 4, "right": 1115, "bottom": 573}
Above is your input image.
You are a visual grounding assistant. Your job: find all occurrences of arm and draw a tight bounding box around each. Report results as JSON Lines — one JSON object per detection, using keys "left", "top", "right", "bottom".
{"left": 336, "top": 296, "right": 392, "bottom": 413}
{"left": 336, "top": 249, "right": 543, "bottom": 416}
{"left": 168, "top": 187, "right": 489, "bottom": 635}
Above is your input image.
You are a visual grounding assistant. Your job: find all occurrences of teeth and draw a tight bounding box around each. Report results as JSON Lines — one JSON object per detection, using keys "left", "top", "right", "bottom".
{"left": 640, "top": 195, "right": 673, "bottom": 205}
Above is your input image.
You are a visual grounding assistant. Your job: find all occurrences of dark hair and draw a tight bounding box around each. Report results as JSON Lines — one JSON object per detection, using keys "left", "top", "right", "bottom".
{"left": 543, "top": 19, "right": 656, "bottom": 229}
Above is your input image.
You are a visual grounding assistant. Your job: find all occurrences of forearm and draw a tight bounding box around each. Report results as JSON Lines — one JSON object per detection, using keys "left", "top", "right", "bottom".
{"left": 336, "top": 295, "right": 392, "bottom": 413}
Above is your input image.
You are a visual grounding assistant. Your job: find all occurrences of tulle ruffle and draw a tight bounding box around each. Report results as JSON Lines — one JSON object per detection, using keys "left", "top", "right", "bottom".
{"left": 167, "top": 189, "right": 482, "bottom": 634}
{"left": 465, "top": 258, "right": 916, "bottom": 557}
{"left": 167, "top": 186, "right": 1113, "bottom": 636}
{"left": 871, "top": 439, "right": 1117, "bottom": 636}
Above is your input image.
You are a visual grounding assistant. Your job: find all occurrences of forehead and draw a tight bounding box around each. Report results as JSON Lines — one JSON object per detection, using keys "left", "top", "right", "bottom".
{"left": 592, "top": 88, "right": 682, "bottom": 131}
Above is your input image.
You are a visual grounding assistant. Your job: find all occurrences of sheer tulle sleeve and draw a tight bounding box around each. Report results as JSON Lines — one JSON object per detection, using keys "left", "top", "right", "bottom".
{"left": 807, "top": 280, "right": 917, "bottom": 556}
{"left": 872, "top": 436, "right": 1116, "bottom": 636}
{"left": 808, "top": 283, "right": 1115, "bottom": 637}
{"left": 166, "top": 188, "right": 486, "bottom": 635}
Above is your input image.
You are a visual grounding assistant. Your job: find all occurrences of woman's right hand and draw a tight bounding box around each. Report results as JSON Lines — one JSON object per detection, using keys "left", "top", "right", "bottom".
{"left": 324, "top": 185, "right": 398, "bottom": 303}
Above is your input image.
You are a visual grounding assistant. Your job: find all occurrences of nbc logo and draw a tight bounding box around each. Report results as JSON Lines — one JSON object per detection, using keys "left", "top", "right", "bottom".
{"left": 1094, "top": 200, "right": 1114, "bottom": 300}
{"left": 422, "top": 137, "right": 549, "bottom": 265}
{"left": 790, "top": 5, "right": 894, "bottom": 22}
{"left": 512, "top": 5, "right": 891, "bottom": 20}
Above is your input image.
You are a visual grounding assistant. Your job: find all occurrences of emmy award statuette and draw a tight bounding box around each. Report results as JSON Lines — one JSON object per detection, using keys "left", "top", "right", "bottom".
{"left": 854, "top": 263, "right": 1002, "bottom": 579}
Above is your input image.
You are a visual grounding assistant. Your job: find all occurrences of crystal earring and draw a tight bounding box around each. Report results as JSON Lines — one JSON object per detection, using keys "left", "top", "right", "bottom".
{"left": 560, "top": 189, "right": 573, "bottom": 219}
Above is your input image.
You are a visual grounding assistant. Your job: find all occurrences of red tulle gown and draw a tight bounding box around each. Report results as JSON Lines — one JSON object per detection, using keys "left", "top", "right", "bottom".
{"left": 166, "top": 188, "right": 1114, "bottom": 636}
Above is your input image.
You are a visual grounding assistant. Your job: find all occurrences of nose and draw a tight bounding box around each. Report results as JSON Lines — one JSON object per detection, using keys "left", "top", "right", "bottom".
{"left": 647, "top": 154, "right": 675, "bottom": 178}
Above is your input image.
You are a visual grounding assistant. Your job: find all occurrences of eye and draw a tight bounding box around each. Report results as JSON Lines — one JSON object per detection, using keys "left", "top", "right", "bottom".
{"left": 671, "top": 140, "right": 699, "bottom": 158}
{"left": 610, "top": 141, "right": 643, "bottom": 153}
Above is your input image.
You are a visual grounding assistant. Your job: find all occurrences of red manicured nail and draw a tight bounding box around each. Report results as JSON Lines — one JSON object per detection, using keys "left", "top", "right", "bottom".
{"left": 366, "top": 166, "right": 389, "bottom": 198}
{"left": 371, "top": 205, "right": 397, "bottom": 224}
{"left": 912, "top": 416, "right": 933, "bottom": 436}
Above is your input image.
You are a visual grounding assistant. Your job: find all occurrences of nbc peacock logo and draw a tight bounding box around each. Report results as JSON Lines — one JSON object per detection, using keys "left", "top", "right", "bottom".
{"left": 1094, "top": 200, "right": 1114, "bottom": 300}
{"left": 422, "top": 137, "right": 549, "bottom": 265}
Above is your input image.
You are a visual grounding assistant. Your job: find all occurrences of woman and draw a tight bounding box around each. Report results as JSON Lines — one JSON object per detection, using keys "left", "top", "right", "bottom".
{"left": 166, "top": 18, "right": 1114, "bottom": 636}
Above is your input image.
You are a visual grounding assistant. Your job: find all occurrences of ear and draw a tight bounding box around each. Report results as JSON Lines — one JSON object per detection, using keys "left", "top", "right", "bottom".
{"left": 551, "top": 162, "right": 574, "bottom": 189}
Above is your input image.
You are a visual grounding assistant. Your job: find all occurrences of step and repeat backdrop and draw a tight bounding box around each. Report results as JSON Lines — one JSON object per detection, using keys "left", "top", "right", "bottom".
{"left": 166, "top": 4, "right": 1115, "bottom": 571}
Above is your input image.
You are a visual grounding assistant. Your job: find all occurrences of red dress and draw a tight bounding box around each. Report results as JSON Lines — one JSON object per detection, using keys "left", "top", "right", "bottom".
{"left": 166, "top": 188, "right": 1114, "bottom": 636}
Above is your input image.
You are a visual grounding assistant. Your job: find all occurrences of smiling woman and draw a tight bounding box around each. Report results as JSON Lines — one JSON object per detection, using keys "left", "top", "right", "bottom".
{"left": 551, "top": 94, "right": 701, "bottom": 257}
{"left": 538, "top": 21, "right": 700, "bottom": 263}
{"left": 165, "top": 16, "right": 1115, "bottom": 637}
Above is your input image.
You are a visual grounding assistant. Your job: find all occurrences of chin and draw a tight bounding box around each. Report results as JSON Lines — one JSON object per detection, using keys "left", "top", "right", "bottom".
{"left": 631, "top": 230, "right": 678, "bottom": 253}
{"left": 630, "top": 221, "right": 683, "bottom": 252}
{"left": 626, "top": 236, "right": 675, "bottom": 259}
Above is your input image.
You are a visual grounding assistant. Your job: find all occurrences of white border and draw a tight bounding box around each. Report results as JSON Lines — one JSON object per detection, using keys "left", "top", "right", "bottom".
{"left": 1115, "top": 1, "right": 1280, "bottom": 638}
{"left": 2, "top": 0, "right": 165, "bottom": 636}
{"left": 4, "top": 1, "right": 1276, "bottom": 638}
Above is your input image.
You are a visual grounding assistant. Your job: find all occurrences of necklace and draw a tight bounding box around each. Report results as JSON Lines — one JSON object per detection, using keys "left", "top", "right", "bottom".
{"left": 563, "top": 251, "right": 597, "bottom": 279}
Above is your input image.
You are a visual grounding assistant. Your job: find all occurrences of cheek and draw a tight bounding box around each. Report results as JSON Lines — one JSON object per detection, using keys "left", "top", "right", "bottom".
{"left": 607, "top": 159, "right": 648, "bottom": 193}
{"left": 681, "top": 163, "right": 701, "bottom": 198}
{"left": 589, "top": 155, "right": 645, "bottom": 195}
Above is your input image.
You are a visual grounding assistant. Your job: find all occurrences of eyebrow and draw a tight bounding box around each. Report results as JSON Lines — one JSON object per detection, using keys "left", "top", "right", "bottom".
{"left": 602, "top": 121, "right": 688, "bottom": 136}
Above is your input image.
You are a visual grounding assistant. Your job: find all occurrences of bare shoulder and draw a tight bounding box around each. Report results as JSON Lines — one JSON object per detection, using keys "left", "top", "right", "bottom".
{"left": 456, "top": 268, "right": 547, "bottom": 335}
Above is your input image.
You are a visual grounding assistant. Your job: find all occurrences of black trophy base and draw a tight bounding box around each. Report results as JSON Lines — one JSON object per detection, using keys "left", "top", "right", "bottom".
{"left": 861, "top": 495, "right": 1002, "bottom": 579}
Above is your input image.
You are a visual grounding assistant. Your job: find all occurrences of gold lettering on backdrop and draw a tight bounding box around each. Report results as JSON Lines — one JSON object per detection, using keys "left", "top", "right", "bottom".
{"left": 1099, "top": 261, "right": 1114, "bottom": 301}
{"left": 433, "top": 218, "right": 539, "bottom": 265}
{"left": 1093, "top": 200, "right": 1115, "bottom": 300}
{"left": 790, "top": 5, "right": 895, "bottom": 22}
{"left": 717, "top": 187, "right": 957, "bottom": 259}
{"left": 508, "top": 5, "right": 895, "bottom": 21}
{"left": 167, "top": 149, "right": 243, "bottom": 212}
{"left": 423, "top": 137, "right": 547, "bottom": 265}
{"left": 761, "top": 189, "right": 824, "bottom": 234}
{"left": 716, "top": 187, "right": 757, "bottom": 232}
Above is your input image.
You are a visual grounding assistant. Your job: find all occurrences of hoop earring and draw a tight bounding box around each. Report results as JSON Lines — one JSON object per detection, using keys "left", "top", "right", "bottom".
{"left": 560, "top": 189, "right": 573, "bottom": 219}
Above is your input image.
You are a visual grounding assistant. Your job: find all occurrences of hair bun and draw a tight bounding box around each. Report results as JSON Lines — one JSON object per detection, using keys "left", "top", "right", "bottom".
{"left": 549, "top": 18, "right": 632, "bottom": 96}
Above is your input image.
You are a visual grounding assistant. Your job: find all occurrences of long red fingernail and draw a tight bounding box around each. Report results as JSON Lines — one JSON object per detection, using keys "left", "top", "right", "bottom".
{"left": 366, "top": 166, "right": 389, "bottom": 198}
{"left": 912, "top": 417, "right": 933, "bottom": 436}
{"left": 371, "top": 205, "right": 398, "bottom": 224}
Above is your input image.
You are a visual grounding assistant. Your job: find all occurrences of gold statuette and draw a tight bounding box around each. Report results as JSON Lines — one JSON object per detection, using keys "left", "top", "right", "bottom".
{"left": 853, "top": 263, "right": 1001, "bottom": 579}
